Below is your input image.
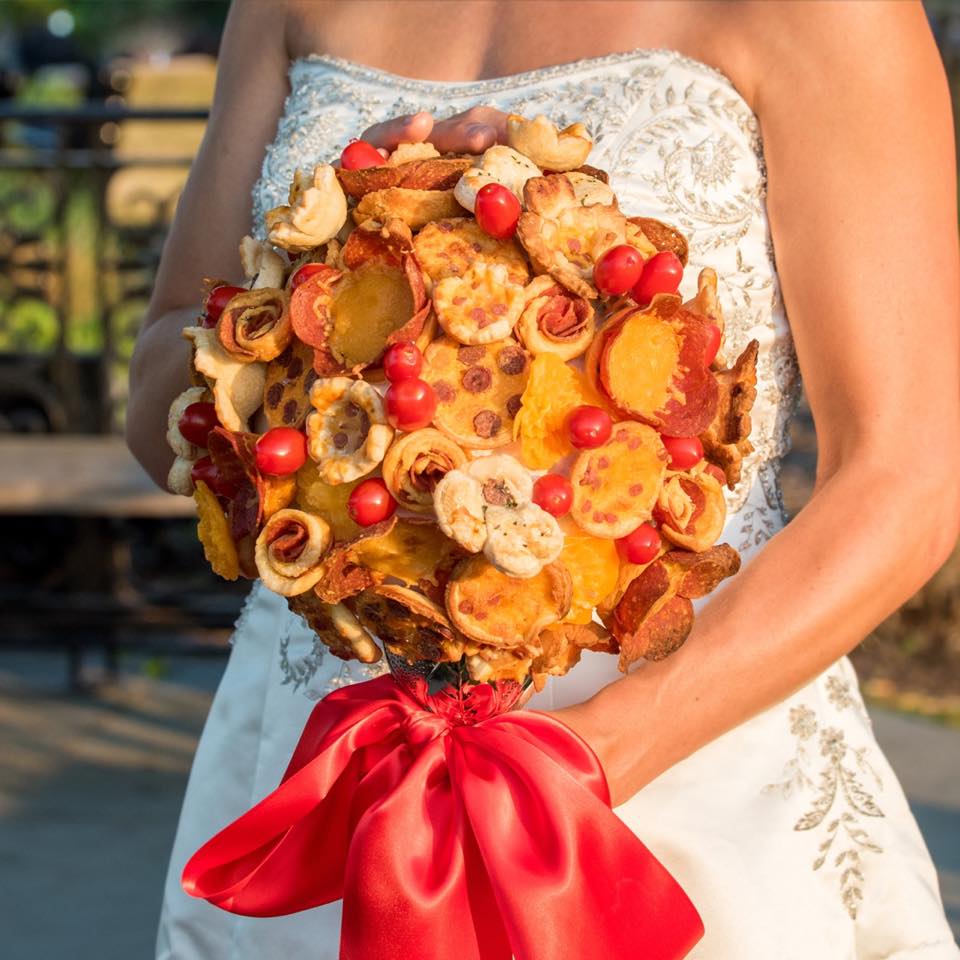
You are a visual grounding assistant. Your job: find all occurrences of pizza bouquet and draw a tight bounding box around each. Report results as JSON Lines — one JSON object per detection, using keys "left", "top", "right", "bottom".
{"left": 173, "top": 115, "right": 759, "bottom": 960}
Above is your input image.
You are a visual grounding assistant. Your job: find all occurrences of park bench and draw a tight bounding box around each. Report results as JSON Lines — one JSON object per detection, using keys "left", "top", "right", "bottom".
{"left": 0, "top": 434, "right": 244, "bottom": 689}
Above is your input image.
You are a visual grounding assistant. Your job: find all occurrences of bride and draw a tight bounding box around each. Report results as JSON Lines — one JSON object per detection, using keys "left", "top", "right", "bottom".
{"left": 127, "top": 1, "right": 960, "bottom": 957}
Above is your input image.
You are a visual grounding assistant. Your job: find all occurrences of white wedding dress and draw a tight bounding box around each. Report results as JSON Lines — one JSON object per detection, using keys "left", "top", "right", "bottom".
{"left": 156, "top": 49, "right": 958, "bottom": 959}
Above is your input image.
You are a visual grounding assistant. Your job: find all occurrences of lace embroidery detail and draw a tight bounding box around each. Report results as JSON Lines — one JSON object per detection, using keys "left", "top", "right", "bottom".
{"left": 278, "top": 617, "right": 326, "bottom": 692}
{"left": 228, "top": 584, "right": 260, "bottom": 647}
{"left": 764, "top": 675, "right": 886, "bottom": 920}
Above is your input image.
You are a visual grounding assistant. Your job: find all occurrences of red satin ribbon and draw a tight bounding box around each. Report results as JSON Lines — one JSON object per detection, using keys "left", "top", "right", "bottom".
{"left": 182, "top": 675, "right": 703, "bottom": 960}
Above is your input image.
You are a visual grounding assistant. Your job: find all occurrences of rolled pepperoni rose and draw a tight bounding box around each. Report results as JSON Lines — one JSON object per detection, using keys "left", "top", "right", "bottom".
{"left": 516, "top": 275, "right": 595, "bottom": 361}
{"left": 381, "top": 428, "right": 468, "bottom": 512}
{"left": 254, "top": 508, "right": 333, "bottom": 596}
{"left": 217, "top": 287, "right": 292, "bottom": 363}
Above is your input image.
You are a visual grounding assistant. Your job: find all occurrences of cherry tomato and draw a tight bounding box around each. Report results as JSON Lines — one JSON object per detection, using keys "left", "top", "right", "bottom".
{"left": 660, "top": 434, "right": 704, "bottom": 470}
{"left": 704, "top": 462, "right": 727, "bottom": 486}
{"left": 382, "top": 341, "right": 423, "bottom": 382}
{"left": 190, "top": 456, "right": 239, "bottom": 499}
{"left": 340, "top": 139, "right": 383, "bottom": 170}
{"left": 255, "top": 427, "right": 307, "bottom": 476}
{"left": 617, "top": 522, "right": 661, "bottom": 565}
{"left": 593, "top": 245, "right": 645, "bottom": 297}
{"left": 201, "top": 284, "right": 245, "bottom": 328}
{"left": 631, "top": 251, "right": 683, "bottom": 307}
{"left": 474, "top": 183, "right": 521, "bottom": 239}
{"left": 704, "top": 322, "right": 722, "bottom": 366}
{"left": 385, "top": 378, "right": 437, "bottom": 431}
{"left": 290, "top": 263, "right": 331, "bottom": 290}
{"left": 567, "top": 405, "right": 613, "bottom": 450}
{"left": 347, "top": 478, "right": 397, "bottom": 526}
{"left": 532, "top": 474, "right": 573, "bottom": 517}
{"left": 178, "top": 402, "right": 219, "bottom": 448}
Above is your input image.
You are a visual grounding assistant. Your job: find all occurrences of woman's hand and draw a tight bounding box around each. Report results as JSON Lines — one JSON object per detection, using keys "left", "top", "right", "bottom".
{"left": 361, "top": 105, "right": 509, "bottom": 155}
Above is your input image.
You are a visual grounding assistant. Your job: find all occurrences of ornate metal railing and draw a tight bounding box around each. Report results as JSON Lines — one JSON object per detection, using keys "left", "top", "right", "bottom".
{"left": 0, "top": 104, "right": 208, "bottom": 434}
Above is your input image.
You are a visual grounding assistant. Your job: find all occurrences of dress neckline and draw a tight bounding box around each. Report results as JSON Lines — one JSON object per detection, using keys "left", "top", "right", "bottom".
{"left": 293, "top": 47, "right": 752, "bottom": 114}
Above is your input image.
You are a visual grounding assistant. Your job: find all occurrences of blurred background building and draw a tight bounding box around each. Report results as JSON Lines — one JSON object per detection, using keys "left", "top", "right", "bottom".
{"left": 0, "top": 2, "right": 958, "bottom": 957}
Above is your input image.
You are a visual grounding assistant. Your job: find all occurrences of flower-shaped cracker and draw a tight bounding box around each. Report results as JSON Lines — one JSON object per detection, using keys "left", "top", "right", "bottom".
{"left": 453, "top": 145, "right": 542, "bottom": 213}
{"left": 265, "top": 164, "right": 348, "bottom": 253}
{"left": 433, "top": 453, "right": 563, "bottom": 578}
{"left": 306, "top": 377, "right": 393, "bottom": 484}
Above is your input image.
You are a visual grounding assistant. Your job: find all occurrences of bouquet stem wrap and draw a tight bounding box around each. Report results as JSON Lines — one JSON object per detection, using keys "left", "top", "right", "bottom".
{"left": 182, "top": 675, "right": 703, "bottom": 960}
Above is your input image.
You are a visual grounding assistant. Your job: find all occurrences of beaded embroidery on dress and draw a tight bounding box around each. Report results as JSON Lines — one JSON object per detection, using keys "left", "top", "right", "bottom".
{"left": 156, "top": 49, "right": 958, "bottom": 959}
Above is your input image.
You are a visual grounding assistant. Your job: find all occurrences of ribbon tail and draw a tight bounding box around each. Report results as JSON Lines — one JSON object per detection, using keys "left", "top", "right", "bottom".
{"left": 452, "top": 717, "right": 704, "bottom": 960}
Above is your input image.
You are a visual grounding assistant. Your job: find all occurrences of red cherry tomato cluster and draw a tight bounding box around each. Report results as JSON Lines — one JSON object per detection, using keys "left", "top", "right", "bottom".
{"left": 348, "top": 478, "right": 397, "bottom": 526}
{"left": 532, "top": 474, "right": 573, "bottom": 518}
{"left": 617, "top": 522, "right": 661, "bottom": 565}
{"left": 594, "top": 245, "right": 645, "bottom": 297}
{"left": 201, "top": 284, "right": 245, "bottom": 328}
{"left": 255, "top": 427, "right": 307, "bottom": 476}
{"left": 382, "top": 341, "right": 436, "bottom": 431}
{"left": 178, "top": 402, "right": 219, "bottom": 447}
{"left": 191, "top": 456, "right": 239, "bottom": 500}
{"left": 474, "top": 183, "right": 521, "bottom": 240}
{"left": 382, "top": 341, "right": 423, "bottom": 382}
{"left": 567, "top": 405, "right": 612, "bottom": 450}
{"left": 340, "top": 139, "right": 383, "bottom": 171}
{"left": 660, "top": 434, "right": 704, "bottom": 471}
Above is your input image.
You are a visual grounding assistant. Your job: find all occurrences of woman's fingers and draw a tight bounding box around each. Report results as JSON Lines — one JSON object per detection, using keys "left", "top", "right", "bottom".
{"left": 361, "top": 110, "right": 434, "bottom": 151}
{"left": 429, "top": 105, "right": 509, "bottom": 154}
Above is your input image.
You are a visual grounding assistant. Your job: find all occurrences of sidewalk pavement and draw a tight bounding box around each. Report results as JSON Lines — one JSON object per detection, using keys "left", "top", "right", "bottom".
{"left": 0, "top": 652, "right": 957, "bottom": 959}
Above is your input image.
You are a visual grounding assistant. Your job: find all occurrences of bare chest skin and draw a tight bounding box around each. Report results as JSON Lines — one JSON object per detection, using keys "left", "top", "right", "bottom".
{"left": 285, "top": 0, "right": 751, "bottom": 102}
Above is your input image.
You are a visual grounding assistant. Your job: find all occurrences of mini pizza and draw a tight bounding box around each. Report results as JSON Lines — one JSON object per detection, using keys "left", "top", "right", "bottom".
{"left": 423, "top": 336, "right": 530, "bottom": 449}
{"left": 265, "top": 164, "right": 348, "bottom": 252}
{"left": 516, "top": 174, "right": 643, "bottom": 299}
{"left": 515, "top": 275, "right": 595, "bottom": 360}
{"left": 263, "top": 339, "right": 318, "bottom": 429}
{"left": 445, "top": 555, "right": 572, "bottom": 648}
{"left": 217, "top": 287, "right": 292, "bottom": 363}
{"left": 432, "top": 261, "right": 526, "bottom": 344}
{"left": 290, "top": 255, "right": 430, "bottom": 375}
{"left": 352, "top": 187, "right": 464, "bottom": 230}
{"left": 305, "top": 377, "right": 393, "bottom": 484}
{"left": 413, "top": 218, "right": 530, "bottom": 288}
{"left": 381, "top": 428, "right": 467, "bottom": 513}
{"left": 654, "top": 466, "right": 727, "bottom": 552}
{"left": 254, "top": 507, "right": 333, "bottom": 596}
{"left": 597, "top": 297, "right": 720, "bottom": 437}
{"left": 287, "top": 591, "right": 381, "bottom": 663}
{"left": 570, "top": 421, "right": 669, "bottom": 539}
{"left": 453, "top": 145, "right": 542, "bottom": 213}
{"left": 352, "top": 585, "right": 465, "bottom": 664}
{"left": 506, "top": 114, "right": 593, "bottom": 172}
{"left": 182, "top": 326, "right": 266, "bottom": 432}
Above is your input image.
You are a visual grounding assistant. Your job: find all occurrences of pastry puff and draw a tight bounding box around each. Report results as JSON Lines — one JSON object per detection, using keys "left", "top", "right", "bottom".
{"left": 515, "top": 275, "right": 595, "bottom": 361}
{"left": 305, "top": 377, "right": 393, "bottom": 484}
{"left": 381, "top": 428, "right": 467, "bottom": 513}
{"left": 254, "top": 508, "right": 333, "bottom": 596}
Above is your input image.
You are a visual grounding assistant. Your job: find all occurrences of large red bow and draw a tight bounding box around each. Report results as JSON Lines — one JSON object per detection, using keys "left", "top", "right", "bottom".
{"left": 182, "top": 675, "right": 703, "bottom": 960}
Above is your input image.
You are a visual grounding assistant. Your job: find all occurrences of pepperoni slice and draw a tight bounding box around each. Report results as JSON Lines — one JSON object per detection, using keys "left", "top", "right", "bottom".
{"left": 497, "top": 345, "right": 527, "bottom": 375}
{"left": 462, "top": 365, "right": 493, "bottom": 393}
{"left": 473, "top": 410, "right": 502, "bottom": 438}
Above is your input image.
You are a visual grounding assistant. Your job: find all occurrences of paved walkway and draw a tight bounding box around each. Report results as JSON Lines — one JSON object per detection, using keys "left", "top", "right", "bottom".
{"left": 0, "top": 652, "right": 957, "bottom": 959}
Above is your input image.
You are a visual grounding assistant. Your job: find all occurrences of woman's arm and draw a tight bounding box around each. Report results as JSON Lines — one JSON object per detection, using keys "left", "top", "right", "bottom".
{"left": 552, "top": 2, "right": 960, "bottom": 805}
{"left": 125, "top": 0, "right": 292, "bottom": 488}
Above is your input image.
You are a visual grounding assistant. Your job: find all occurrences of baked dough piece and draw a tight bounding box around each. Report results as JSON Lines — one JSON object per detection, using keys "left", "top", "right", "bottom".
{"left": 381, "top": 428, "right": 467, "bottom": 513}
{"left": 287, "top": 591, "right": 381, "bottom": 663}
{"left": 432, "top": 262, "right": 526, "bottom": 344}
{"left": 305, "top": 377, "right": 393, "bottom": 484}
{"left": 413, "top": 217, "right": 530, "bottom": 288}
{"left": 515, "top": 275, "right": 595, "bottom": 361}
{"left": 254, "top": 508, "right": 333, "bottom": 596}
{"left": 422, "top": 336, "right": 530, "bottom": 449}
